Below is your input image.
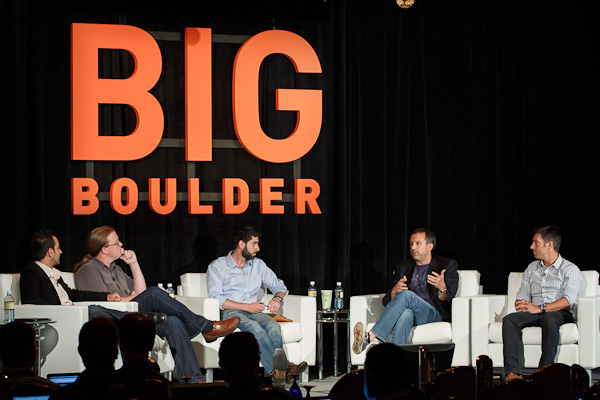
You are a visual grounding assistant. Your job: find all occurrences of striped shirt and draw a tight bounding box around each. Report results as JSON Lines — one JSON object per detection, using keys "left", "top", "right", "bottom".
{"left": 516, "top": 255, "right": 581, "bottom": 312}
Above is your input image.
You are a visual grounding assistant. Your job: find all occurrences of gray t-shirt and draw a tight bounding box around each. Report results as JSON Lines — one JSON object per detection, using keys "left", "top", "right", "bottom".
{"left": 75, "top": 257, "right": 134, "bottom": 297}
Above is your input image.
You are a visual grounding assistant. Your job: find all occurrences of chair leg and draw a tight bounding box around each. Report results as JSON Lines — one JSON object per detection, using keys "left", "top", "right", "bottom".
{"left": 301, "top": 369, "right": 309, "bottom": 382}
{"left": 205, "top": 368, "right": 214, "bottom": 383}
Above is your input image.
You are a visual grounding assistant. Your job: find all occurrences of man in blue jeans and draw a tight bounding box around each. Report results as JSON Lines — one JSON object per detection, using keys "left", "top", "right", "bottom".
{"left": 21, "top": 228, "right": 239, "bottom": 384}
{"left": 502, "top": 226, "right": 581, "bottom": 381}
{"left": 353, "top": 228, "right": 459, "bottom": 354}
{"left": 207, "top": 226, "right": 307, "bottom": 385}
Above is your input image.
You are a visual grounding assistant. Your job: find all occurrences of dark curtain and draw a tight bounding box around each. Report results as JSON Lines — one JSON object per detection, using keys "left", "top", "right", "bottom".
{"left": 4, "top": 0, "right": 599, "bottom": 298}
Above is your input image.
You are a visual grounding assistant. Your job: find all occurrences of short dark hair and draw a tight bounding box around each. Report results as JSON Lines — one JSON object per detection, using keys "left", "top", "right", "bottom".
{"left": 30, "top": 229, "right": 56, "bottom": 261}
{"left": 232, "top": 226, "right": 261, "bottom": 250}
{"left": 0, "top": 321, "right": 36, "bottom": 368}
{"left": 364, "top": 343, "right": 411, "bottom": 397}
{"left": 411, "top": 228, "right": 436, "bottom": 250}
{"left": 118, "top": 313, "right": 156, "bottom": 354}
{"left": 219, "top": 332, "right": 260, "bottom": 377}
{"left": 534, "top": 225, "right": 561, "bottom": 252}
{"left": 78, "top": 317, "right": 119, "bottom": 369}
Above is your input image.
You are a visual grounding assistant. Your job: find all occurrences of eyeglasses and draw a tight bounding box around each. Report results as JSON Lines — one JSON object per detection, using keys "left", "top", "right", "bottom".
{"left": 106, "top": 242, "right": 121, "bottom": 247}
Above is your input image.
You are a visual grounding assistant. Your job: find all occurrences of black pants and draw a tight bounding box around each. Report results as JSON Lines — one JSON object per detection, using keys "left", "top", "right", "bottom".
{"left": 502, "top": 310, "right": 573, "bottom": 375}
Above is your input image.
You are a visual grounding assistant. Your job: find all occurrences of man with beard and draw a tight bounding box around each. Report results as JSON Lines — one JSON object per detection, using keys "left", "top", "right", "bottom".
{"left": 353, "top": 228, "right": 459, "bottom": 354}
{"left": 207, "top": 226, "right": 306, "bottom": 385}
{"left": 501, "top": 225, "right": 582, "bottom": 381}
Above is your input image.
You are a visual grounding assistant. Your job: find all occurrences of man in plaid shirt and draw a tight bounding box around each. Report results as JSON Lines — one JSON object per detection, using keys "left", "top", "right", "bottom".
{"left": 502, "top": 225, "right": 582, "bottom": 381}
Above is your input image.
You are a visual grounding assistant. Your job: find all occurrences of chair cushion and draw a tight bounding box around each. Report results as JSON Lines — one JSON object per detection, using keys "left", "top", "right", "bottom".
{"left": 365, "top": 321, "right": 452, "bottom": 344}
{"left": 280, "top": 322, "right": 303, "bottom": 343}
{"left": 488, "top": 322, "right": 579, "bottom": 345}
{"left": 409, "top": 321, "right": 453, "bottom": 343}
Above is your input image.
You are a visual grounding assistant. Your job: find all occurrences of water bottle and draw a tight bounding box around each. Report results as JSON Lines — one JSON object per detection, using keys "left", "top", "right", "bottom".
{"left": 308, "top": 281, "right": 317, "bottom": 298}
{"left": 157, "top": 283, "right": 164, "bottom": 290}
{"left": 166, "top": 283, "right": 175, "bottom": 298}
{"left": 334, "top": 282, "right": 344, "bottom": 310}
{"left": 4, "top": 290, "right": 15, "bottom": 323}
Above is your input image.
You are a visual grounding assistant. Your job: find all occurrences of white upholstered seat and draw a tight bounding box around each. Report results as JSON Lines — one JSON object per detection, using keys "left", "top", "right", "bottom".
{"left": 349, "top": 270, "right": 482, "bottom": 367}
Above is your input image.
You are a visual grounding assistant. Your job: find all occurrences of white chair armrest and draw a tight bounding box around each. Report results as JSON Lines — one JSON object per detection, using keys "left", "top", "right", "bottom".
{"left": 470, "top": 294, "right": 507, "bottom": 365}
{"left": 175, "top": 296, "right": 221, "bottom": 322}
{"left": 349, "top": 293, "right": 385, "bottom": 366}
{"left": 577, "top": 295, "right": 600, "bottom": 369}
{"left": 451, "top": 296, "right": 472, "bottom": 366}
{"left": 73, "top": 301, "right": 138, "bottom": 312}
{"left": 171, "top": 296, "right": 221, "bottom": 370}
{"left": 279, "top": 294, "right": 317, "bottom": 365}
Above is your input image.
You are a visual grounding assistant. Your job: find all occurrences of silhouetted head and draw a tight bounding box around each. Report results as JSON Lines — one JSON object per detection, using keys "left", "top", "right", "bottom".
{"left": 78, "top": 317, "right": 119, "bottom": 370}
{"left": 364, "top": 343, "right": 411, "bottom": 400}
{"left": 118, "top": 313, "right": 155, "bottom": 359}
{"left": 0, "top": 321, "right": 36, "bottom": 369}
{"left": 219, "top": 332, "right": 261, "bottom": 380}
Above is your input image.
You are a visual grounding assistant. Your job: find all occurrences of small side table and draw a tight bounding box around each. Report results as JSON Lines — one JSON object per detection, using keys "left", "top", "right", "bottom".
{"left": 316, "top": 309, "right": 351, "bottom": 379}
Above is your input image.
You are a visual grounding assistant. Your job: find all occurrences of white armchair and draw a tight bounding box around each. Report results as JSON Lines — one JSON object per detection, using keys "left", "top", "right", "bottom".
{"left": 470, "top": 270, "right": 600, "bottom": 375}
{"left": 0, "top": 272, "right": 136, "bottom": 377}
{"left": 1, "top": 272, "right": 174, "bottom": 378}
{"left": 70, "top": 272, "right": 176, "bottom": 376}
{"left": 178, "top": 273, "right": 317, "bottom": 382}
{"left": 349, "top": 270, "right": 482, "bottom": 367}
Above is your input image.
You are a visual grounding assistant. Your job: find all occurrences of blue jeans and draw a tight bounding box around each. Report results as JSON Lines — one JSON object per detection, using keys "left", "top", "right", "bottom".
{"left": 371, "top": 290, "right": 442, "bottom": 345}
{"left": 502, "top": 310, "right": 573, "bottom": 375}
{"left": 223, "top": 309, "right": 283, "bottom": 374}
{"left": 89, "top": 287, "right": 211, "bottom": 383}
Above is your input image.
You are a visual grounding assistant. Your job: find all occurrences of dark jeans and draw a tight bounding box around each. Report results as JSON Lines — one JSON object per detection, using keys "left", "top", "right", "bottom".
{"left": 502, "top": 310, "right": 574, "bottom": 375}
{"left": 88, "top": 287, "right": 212, "bottom": 383}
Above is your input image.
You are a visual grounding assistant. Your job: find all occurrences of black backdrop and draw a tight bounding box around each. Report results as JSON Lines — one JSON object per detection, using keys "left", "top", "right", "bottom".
{"left": 4, "top": 0, "right": 599, "bottom": 298}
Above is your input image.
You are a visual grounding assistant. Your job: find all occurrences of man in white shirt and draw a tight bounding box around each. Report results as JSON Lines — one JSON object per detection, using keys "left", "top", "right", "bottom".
{"left": 208, "top": 226, "right": 306, "bottom": 384}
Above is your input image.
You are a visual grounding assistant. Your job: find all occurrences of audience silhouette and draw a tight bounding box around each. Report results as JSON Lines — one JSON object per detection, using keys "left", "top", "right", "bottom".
{"left": 0, "top": 320, "right": 59, "bottom": 396}
{"left": 207, "top": 331, "right": 291, "bottom": 399}
{"left": 363, "top": 343, "right": 426, "bottom": 400}
{"left": 49, "top": 317, "right": 122, "bottom": 400}
{"left": 114, "top": 312, "right": 170, "bottom": 400}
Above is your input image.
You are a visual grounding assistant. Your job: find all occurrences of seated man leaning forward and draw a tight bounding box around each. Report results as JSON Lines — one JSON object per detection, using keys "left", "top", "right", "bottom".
{"left": 207, "top": 226, "right": 307, "bottom": 384}
{"left": 72, "top": 226, "right": 239, "bottom": 383}
{"left": 353, "top": 228, "right": 459, "bottom": 354}
{"left": 502, "top": 225, "right": 582, "bottom": 381}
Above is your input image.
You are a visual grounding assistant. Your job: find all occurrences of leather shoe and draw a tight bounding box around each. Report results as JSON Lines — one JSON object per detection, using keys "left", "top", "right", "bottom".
{"left": 272, "top": 348, "right": 288, "bottom": 387}
{"left": 140, "top": 312, "right": 167, "bottom": 325}
{"left": 504, "top": 372, "right": 523, "bottom": 381}
{"left": 202, "top": 316, "right": 240, "bottom": 343}
{"left": 287, "top": 361, "right": 307, "bottom": 375}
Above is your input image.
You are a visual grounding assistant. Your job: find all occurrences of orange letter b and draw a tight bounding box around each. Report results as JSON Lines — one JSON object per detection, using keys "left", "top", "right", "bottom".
{"left": 71, "top": 23, "right": 163, "bottom": 161}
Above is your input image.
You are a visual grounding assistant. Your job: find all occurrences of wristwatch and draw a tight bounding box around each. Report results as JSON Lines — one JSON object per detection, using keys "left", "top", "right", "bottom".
{"left": 274, "top": 295, "right": 284, "bottom": 303}
{"left": 439, "top": 288, "right": 447, "bottom": 294}
{"left": 541, "top": 303, "right": 547, "bottom": 313}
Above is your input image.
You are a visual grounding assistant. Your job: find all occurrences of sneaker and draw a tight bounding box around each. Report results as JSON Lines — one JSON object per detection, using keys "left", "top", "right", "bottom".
{"left": 352, "top": 322, "right": 370, "bottom": 354}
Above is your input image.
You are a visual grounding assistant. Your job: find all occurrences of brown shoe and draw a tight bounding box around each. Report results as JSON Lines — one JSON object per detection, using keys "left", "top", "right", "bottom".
{"left": 505, "top": 372, "right": 523, "bottom": 381}
{"left": 287, "top": 361, "right": 308, "bottom": 375}
{"left": 202, "top": 317, "right": 240, "bottom": 343}
{"left": 286, "top": 361, "right": 308, "bottom": 382}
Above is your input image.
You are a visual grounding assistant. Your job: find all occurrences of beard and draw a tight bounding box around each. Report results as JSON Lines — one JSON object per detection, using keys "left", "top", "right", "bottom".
{"left": 242, "top": 247, "right": 256, "bottom": 260}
